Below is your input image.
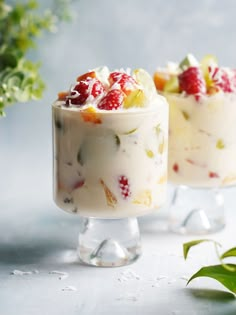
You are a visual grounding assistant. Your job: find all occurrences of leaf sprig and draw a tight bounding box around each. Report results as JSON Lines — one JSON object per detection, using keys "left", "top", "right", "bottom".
{"left": 183, "top": 240, "right": 236, "bottom": 294}
{"left": 0, "top": 0, "right": 74, "bottom": 116}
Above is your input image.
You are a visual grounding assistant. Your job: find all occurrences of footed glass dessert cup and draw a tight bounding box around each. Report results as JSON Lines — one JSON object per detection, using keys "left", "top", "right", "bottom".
{"left": 154, "top": 54, "right": 236, "bottom": 235}
{"left": 166, "top": 92, "right": 236, "bottom": 234}
{"left": 52, "top": 67, "right": 168, "bottom": 266}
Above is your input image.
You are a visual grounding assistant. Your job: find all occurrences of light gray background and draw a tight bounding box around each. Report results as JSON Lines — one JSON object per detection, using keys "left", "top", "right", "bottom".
{"left": 2, "top": 0, "right": 236, "bottom": 203}
{"left": 0, "top": 1, "right": 236, "bottom": 314}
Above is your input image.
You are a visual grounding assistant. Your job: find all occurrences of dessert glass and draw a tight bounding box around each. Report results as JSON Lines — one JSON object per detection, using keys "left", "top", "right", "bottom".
{"left": 52, "top": 97, "right": 168, "bottom": 266}
{"left": 166, "top": 92, "right": 236, "bottom": 234}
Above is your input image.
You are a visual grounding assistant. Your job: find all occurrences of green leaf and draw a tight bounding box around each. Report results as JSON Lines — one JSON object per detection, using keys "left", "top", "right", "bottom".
{"left": 123, "top": 128, "right": 137, "bottom": 135}
{"left": 183, "top": 239, "right": 221, "bottom": 260}
{"left": 187, "top": 264, "right": 236, "bottom": 294}
{"left": 0, "top": 53, "right": 18, "bottom": 71}
{"left": 115, "top": 135, "right": 120, "bottom": 148}
{"left": 221, "top": 247, "right": 236, "bottom": 260}
{"left": 182, "top": 110, "right": 190, "bottom": 120}
{"left": 77, "top": 147, "right": 84, "bottom": 166}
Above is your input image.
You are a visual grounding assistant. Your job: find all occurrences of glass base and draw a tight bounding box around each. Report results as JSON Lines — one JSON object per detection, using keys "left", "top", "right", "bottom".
{"left": 168, "top": 185, "right": 225, "bottom": 235}
{"left": 78, "top": 217, "right": 141, "bottom": 267}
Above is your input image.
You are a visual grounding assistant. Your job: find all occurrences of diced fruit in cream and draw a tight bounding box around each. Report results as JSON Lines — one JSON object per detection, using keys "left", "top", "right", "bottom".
{"left": 97, "top": 89, "right": 124, "bottom": 110}
{"left": 153, "top": 71, "right": 170, "bottom": 91}
{"left": 76, "top": 71, "right": 96, "bottom": 82}
{"left": 154, "top": 53, "right": 236, "bottom": 98}
{"left": 67, "top": 77, "right": 105, "bottom": 106}
{"left": 166, "top": 90, "right": 236, "bottom": 188}
{"left": 133, "top": 68, "right": 157, "bottom": 99}
{"left": 109, "top": 72, "right": 138, "bottom": 95}
{"left": 179, "top": 53, "right": 199, "bottom": 70}
{"left": 100, "top": 179, "right": 117, "bottom": 208}
{"left": 53, "top": 67, "right": 169, "bottom": 218}
{"left": 163, "top": 76, "right": 179, "bottom": 93}
{"left": 178, "top": 67, "right": 206, "bottom": 97}
{"left": 123, "top": 89, "right": 146, "bottom": 108}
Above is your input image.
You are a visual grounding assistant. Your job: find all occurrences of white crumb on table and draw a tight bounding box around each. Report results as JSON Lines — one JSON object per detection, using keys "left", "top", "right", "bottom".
{"left": 116, "top": 294, "right": 138, "bottom": 302}
{"left": 117, "top": 269, "right": 141, "bottom": 282}
{"left": 10, "top": 269, "right": 39, "bottom": 275}
{"left": 49, "top": 270, "right": 69, "bottom": 280}
{"left": 61, "top": 286, "right": 77, "bottom": 292}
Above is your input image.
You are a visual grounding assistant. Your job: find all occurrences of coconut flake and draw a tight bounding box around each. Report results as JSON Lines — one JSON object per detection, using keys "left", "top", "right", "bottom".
{"left": 11, "top": 269, "right": 39, "bottom": 276}
{"left": 61, "top": 285, "right": 77, "bottom": 291}
{"left": 49, "top": 270, "right": 69, "bottom": 280}
{"left": 117, "top": 269, "right": 141, "bottom": 282}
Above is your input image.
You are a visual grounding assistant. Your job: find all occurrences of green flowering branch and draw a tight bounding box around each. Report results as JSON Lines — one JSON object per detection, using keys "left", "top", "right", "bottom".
{"left": 0, "top": 0, "right": 75, "bottom": 116}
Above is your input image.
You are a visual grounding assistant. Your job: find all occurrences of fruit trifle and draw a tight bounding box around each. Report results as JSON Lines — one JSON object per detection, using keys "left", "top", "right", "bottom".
{"left": 53, "top": 67, "right": 168, "bottom": 218}
{"left": 154, "top": 54, "right": 236, "bottom": 188}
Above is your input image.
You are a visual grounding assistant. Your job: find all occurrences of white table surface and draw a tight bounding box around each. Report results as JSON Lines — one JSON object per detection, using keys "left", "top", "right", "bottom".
{"left": 0, "top": 183, "right": 235, "bottom": 315}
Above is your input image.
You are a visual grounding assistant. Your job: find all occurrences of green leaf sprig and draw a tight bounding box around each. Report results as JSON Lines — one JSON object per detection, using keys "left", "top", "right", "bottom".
{"left": 183, "top": 240, "right": 236, "bottom": 294}
{"left": 0, "top": 0, "right": 74, "bottom": 116}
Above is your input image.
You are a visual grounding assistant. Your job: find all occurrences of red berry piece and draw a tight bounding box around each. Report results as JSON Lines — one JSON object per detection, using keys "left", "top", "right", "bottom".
{"left": 97, "top": 89, "right": 124, "bottom": 110}
{"left": 173, "top": 163, "right": 179, "bottom": 173}
{"left": 68, "top": 78, "right": 105, "bottom": 106}
{"left": 210, "top": 67, "right": 233, "bottom": 93}
{"left": 72, "top": 179, "right": 85, "bottom": 190}
{"left": 178, "top": 67, "right": 206, "bottom": 98}
{"left": 231, "top": 69, "right": 236, "bottom": 90}
{"left": 109, "top": 72, "right": 137, "bottom": 95}
{"left": 118, "top": 175, "right": 131, "bottom": 199}
{"left": 209, "top": 171, "right": 219, "bottom": 178}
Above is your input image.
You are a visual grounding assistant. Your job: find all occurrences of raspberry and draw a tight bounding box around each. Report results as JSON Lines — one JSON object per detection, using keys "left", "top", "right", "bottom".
{"left": 118, "top": 175, "right": 131, "bottom": 199}
{"left": 209, "top": 171, "right": 219, "bottom": 178}
{"left": 210, "top": 67, "right": 233, "bottom": 93}
{"left": 97, "top": 89, "right": 124, "bottom": 110}
{"left": 178, "top": 67, "right": 206, "bottom": 98}
{"left": 173, "top": 163, "right": 179, "bottom": 173}
{"left": 109, "top": 72, "right": 137, "bottom": 95}
{"left": 68, "top": 78, "right": 104, "bottom": 106}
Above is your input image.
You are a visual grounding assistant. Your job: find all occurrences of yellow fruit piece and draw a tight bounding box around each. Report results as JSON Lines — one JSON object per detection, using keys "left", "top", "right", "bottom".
{"left": 222, "top": 175, "right": 236, "bottom": 185}
{"left": 133, "top": 190, "right": 152, "bottom": 207}
{"left": 153, "top": 71, "right": 170, "bottom": 91}
{"left": 200, "top": 54, "right": 218, "bottom": 88}
{"left": 133, "top": 68, "right": 157, "bottom": 96}
{"left": 158, "top": 173, "right": 167, "bottom": 184}
{"left": 163, "top": 76, "right": 179, "bottom": 93}
{"left": 123, "top": 89, "right": 146, "bottom": 108}
{"left": 216, "top": 139, "right": 225, "bottom": 149}
{"left": 100, "top": 179, "right": 117, "bottom": 208}
{"left": 182, "top": 110, "right": 190, "bottom": 120}
{"left": 81, "top": 107, "right": 102, "bottom": 124}
{"left": 200, "top": 54, "right": 218, "bottom": 71}
{"left": 146, "top": 149, "right": 154, "bottom": 158}
{"left": 158, "top": 139, "right": 165, "bottom": 154}
{"left": 207, "top": 86, "right": 220, "bottom": 95}
{"left": 155, "top": 124, "right": 161, "bottom": 135}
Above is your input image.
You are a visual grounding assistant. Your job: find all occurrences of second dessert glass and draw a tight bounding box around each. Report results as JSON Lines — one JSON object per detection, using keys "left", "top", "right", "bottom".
{"left": 166, "top": 92, "right": 236, "bottom": 234}
{"left": 53, "top": 68, "right": 168, "bottom": 266}
{"left": 154, "top": 54, "right": 236, "bottom": 234}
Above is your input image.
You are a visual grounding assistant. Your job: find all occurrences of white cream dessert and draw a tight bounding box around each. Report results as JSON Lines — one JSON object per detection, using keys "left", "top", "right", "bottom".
{"left": 154, "top": 54, "right": 236, "bottom": 188}
{"left": 53, "top": 67, "right": 168, "bottom": 218}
